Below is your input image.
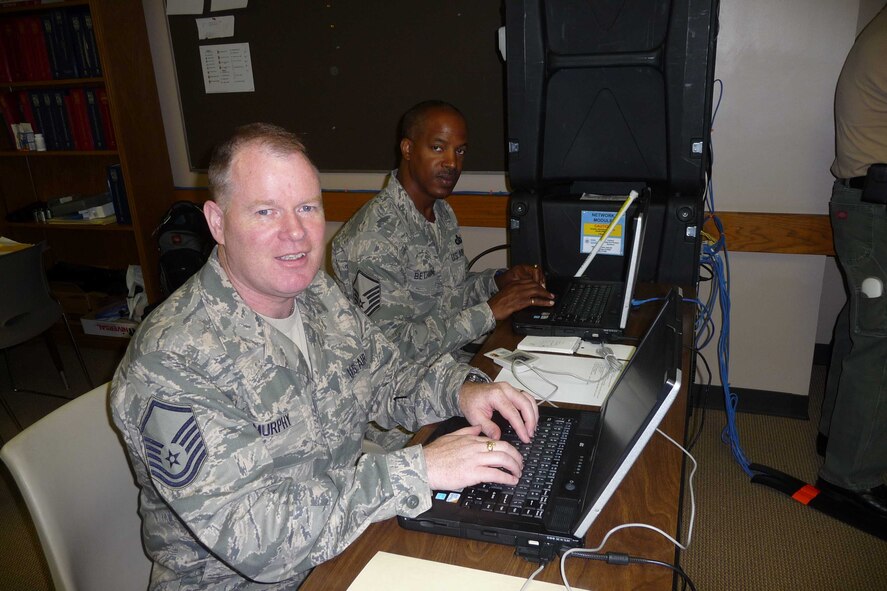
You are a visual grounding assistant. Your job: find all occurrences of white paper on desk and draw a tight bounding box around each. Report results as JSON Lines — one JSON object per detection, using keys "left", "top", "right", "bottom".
{"left": 496, "top": 353, "right": 625, "bottom": 407}
{"left": 196, "top": 16, "right": 235, "bottom": 40}
{"left": 576, "top": 341, "right": 635, "bottom": 361}
{"left": 348, "top": 551, "right": 589, "bottom": 591}
{"left": 200, "top": 43, "right": 255, "bottom": 93}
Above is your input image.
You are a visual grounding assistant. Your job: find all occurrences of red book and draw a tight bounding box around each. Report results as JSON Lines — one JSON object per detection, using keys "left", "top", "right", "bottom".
{"left": 0, "top": 90, "right": 18, "bottom": 146}
{"left": 24, "top": 15, "right": 52, "bottom": 80}
{"left": 95, "top": 87, "right": 116, "bottom": 149}
{"left": 0, "top": 33, "right": 13, "bottom": 82}
{"left": 0, "top": 90, "right": 18, "bottom": 124}
{"left": 1, "top": 18, "right": 24, "bottom": 81}
{"left": 14, "top": 17, "right": 38, "bottom": 81}
{"left": 65, "top": 88, "right": 94, "bottom": 150}
{"left": 16, "top": 90, "right": 37, "bottom": 129}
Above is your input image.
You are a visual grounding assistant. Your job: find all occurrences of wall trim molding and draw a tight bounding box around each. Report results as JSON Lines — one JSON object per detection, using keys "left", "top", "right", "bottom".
{"left": 173, "top": 188, "right": 833, "bottom": 255}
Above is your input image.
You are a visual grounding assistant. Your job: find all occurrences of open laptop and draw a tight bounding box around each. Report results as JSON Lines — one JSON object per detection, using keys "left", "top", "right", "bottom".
{"left": 511, "top": 210, "right": 646, "bottom": 341}
{"left": 399, "top": 289, "right": 682, "bottom": 561}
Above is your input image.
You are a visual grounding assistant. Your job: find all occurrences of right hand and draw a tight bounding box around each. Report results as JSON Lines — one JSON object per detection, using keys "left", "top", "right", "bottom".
{"left": 423, "top": 425, "right": 524, "bottom": 491}
{"left": 488, "top": 279, "right": 555, "bottom": 321}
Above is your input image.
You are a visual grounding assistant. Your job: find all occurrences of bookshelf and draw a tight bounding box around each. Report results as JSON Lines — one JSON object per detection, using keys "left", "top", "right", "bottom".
{"left": 0, "top": 0, "right": 174, "bottom": 303}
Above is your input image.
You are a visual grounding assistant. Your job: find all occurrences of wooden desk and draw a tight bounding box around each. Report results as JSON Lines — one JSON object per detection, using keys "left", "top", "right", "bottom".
{"left": 302, "top": 287, "right": 694, "bottom": 590}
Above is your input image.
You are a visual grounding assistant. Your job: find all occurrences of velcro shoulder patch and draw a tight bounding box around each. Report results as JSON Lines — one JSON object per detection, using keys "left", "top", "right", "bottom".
{"left": 139, "top": 399, "right": 208, "bottom": 489}
{"left": 353, "top": 271, "right": 381, "bottom": 316}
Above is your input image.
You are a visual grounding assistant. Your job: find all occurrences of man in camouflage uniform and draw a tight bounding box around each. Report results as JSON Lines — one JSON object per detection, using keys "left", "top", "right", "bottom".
{"left": 110, "top": 123, "right": 538, "bottom": 589}
{"left": 332, "top": 101, "right": 554, "bottom": 366}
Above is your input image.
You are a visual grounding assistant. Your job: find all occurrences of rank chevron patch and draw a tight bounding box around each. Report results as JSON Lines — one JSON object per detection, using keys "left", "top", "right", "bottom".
{"left": 140, "top": 399, "right": 208, "bottom": 489}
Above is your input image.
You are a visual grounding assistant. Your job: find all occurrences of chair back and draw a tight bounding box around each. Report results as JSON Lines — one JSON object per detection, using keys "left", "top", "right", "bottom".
{"left": 0, "top": 242, "right": 63, "bottom": 349}
{"left": 0, "top": 383, "right": 152, "bottom": 591}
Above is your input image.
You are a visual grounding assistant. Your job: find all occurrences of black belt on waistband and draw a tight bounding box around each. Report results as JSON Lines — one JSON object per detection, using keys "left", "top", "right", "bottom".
{"left": 842, "top": 176, "right": 866, "bottom": 189}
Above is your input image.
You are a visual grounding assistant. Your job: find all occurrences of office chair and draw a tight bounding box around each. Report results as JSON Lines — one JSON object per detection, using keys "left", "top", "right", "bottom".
{"left": 0, "top": 242, "right": 93, "bottom": 430}
{"left": 0, "top": 382, "right": 152, "bottom": 591}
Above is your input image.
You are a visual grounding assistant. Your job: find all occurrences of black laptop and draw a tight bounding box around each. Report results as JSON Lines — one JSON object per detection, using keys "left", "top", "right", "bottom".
{"left": 512, "top": 210, "right": 646, "bottom": 341}
{"left": 399, "top": 289, "right": 682, "bottom": 561}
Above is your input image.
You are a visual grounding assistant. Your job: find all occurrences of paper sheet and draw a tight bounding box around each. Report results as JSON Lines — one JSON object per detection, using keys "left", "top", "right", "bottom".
{"left": 347, "top": 551, "right": 588, "bottom": 591}
{"left": 495, "top": 352, "right": 627, "bottom": 407}
{"left": 197, "top": 16, "right": 235, "bottom": 39}
{"left": 200, "top": 43, "right": 255, "bottom": 93}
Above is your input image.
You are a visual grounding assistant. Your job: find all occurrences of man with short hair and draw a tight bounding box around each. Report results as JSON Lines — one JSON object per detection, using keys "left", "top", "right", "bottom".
{"left": 110, "top": 122, "right": 538, "bottom": 589}
{"left": 332, "top": 101, "right": 554, "bottom": 366}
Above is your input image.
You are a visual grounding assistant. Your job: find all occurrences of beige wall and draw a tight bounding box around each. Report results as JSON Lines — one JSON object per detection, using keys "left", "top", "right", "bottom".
{"left": 141, "top": 0, "right": 877, "bottom": 397}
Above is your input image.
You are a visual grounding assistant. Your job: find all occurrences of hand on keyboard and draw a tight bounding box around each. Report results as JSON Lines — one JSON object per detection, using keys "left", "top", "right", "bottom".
{"left": 423, "top": 425, "right": 524, "bottom": 491}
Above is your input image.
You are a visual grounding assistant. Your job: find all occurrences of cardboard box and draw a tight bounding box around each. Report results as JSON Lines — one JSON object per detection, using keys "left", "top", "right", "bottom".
{"left": 80, "top": 300, "right": 139, "bottom": 338}
{"left": 50, "top": 282, "right": 111, "bottom": 316}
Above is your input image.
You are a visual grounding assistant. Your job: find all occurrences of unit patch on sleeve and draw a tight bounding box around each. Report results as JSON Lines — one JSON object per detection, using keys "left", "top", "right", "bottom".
{"left": 139, "top": 399, "right": 208, "bottom": 489}
{"left": 353, "top": 271, "right": 381, "bottom": 316}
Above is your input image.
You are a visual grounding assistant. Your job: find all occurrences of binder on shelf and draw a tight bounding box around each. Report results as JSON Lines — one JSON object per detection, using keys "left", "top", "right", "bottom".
{"left": 51, "top": 90, "right": 72, "bottom": 150}
{"left": 69, "top": 7, "right": 99, "bottom": 78}
{"left": 28, "top": 91, "right": 48, "bottom": 143}
{"left": 81, "top": 9, "right": 100, "bottom": 77}
{"left": 52, "top": 8, "right": 78, "bottom": 78}
{"left": 22, "top": 15, "right": 51, "bottom": 80}
{"left": 107, "top": 163, "right": 131, "bottom": 224}
{"left": 95, "top": 88, "right": 115, "bottom": 149}
{"left": 83, "top": 87, "right": 104, "bottom": 149}
{"left": 40, "top": 12, "right": 59, "bottom": 79}
{"left": 16, "top": 90, "right": 36, "bottom": 129}
{"left": 0, "top": 19, "right": 21, "bottom": 81}
{"left": 64, "top": 88, "right": 93, "bottom": 150}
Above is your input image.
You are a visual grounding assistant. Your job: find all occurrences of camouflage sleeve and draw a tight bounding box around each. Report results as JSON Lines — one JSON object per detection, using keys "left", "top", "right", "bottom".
{"left": 455, "top": 268, "right": 499, "bottom": 310}
{"left": 120, "top": 350, "right": 435, "bottom": 583}
{"left": 336, "top": 240, "right": 495, "bottom": 366}
{"left": 355, "top": 302, "right": 469, "bottom": 430}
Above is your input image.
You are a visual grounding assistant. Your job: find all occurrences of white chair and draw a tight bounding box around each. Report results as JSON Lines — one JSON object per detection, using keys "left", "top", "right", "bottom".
{"left": 0, "top": 383, "right": 152, "bottom": 591}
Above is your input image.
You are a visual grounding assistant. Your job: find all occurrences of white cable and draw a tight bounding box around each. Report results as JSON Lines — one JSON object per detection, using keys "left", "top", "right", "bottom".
{"left": 574, "top": 190, "right": 638, "bottom": 278}
{"left": 558, "top": 428, "right": 698, "bottom": 590}
{"left": 518, "top": 562, "right": 547, "bottom": 591}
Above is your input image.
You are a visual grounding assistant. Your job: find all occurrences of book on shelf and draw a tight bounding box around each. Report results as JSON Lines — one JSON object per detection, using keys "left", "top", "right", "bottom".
{"left": 48, "top": 191, "right": 112, "bottom": 218}
{"left": 95, "top": 88, "right": 115, "bottom": 149}
{"left": 106, "top": 163, "right": 130, "bottom": 224}
{"left": 84, "top": 87, "right": 104, "bottom": 149}
{"left": 50, "top": 8, "right": 78, "bottom": 78}
{"left": 51, "top": 90, "right": 72, "bottom": 149}
{"left": 64, "top": 87, "right": 93, "bottom": 149}
{"left": 46, "top": 213, "right": 117, "bottom": 225}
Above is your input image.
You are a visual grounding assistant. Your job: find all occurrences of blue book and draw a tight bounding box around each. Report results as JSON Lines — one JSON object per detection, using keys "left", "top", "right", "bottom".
{"left": 52, "top": 90, "right": 72, "bottom": 150}
{"left": 80, "top": 8, "right": 100, "bottom": 77}
{"left": 51, "top": 9, "right": 78, "bottom": 79}
{"left": 83, "top": 88, "right": 105, "bottom": 149}
{"left": 107, "top": 164, "right": 131, "bottom": 224}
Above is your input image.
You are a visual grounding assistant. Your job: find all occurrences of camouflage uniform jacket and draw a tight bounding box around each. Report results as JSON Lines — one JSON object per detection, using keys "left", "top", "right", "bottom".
{"left": 110, "top": 250, "right": 468, "bottom": 590}
{"left": 332, "top": 173, "right": 498, "bottom": 365}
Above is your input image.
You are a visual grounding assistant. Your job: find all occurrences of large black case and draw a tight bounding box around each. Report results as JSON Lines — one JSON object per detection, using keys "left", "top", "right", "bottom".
{"left": 505, "top": 0, "right": 719, "bottom": 284}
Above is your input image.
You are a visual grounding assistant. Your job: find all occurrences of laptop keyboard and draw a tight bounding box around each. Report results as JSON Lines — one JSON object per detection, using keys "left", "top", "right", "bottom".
{"left": 552, "top": 282, "right": 614, "bottom": 324}
{"left": 459, "top": 415, "right": 575, "bottom": 519}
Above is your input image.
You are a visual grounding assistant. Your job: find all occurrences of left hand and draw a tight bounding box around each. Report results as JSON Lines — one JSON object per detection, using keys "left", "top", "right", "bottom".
{"left": 494, "top": 264, "right": 545, "bottom": 291}
{"left": 458, "top": 381, "right": 539, "bottom": 443}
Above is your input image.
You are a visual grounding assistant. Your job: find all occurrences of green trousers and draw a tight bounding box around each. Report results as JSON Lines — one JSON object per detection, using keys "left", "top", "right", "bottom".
{"left": 819, "top": 180, "right": 887, "bottom": 490}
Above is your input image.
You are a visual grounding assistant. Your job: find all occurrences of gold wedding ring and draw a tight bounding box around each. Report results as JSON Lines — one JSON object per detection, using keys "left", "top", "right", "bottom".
{"left": 486, "top": 440, "right": 496, "bottom": 452}
{"left": 531, "top": 297, "right": 535, "bottom": 305}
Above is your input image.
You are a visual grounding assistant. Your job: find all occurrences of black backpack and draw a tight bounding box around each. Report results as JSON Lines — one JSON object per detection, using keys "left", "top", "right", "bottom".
{"left": 156, "top": 200, "right": 215, "bottom": 298}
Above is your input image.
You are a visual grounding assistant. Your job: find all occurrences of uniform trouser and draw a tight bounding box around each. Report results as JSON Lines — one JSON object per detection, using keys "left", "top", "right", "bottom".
{"left": 818, "top": 180, "right": 887, "bottom": 491}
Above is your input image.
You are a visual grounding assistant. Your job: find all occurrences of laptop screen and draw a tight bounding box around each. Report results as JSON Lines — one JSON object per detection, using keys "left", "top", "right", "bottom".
{"left": 574, "top": 289, "right": 682, "bottom": 537}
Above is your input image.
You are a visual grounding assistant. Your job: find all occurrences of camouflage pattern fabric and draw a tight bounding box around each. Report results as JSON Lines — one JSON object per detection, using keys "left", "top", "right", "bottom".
{"left": 332, "top": 173, "right": 498, "bottom": 365}
{"left": 110, "top": 249, "right": 470, "bottom": 589}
